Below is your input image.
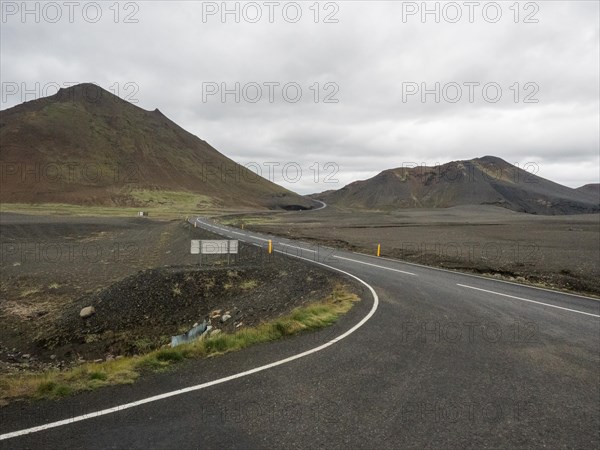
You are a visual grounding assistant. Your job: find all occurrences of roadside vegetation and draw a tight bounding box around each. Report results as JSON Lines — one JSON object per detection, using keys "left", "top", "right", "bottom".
{"left": 0, "top": 202, "right": 186, "bottom": 218}
{"left": 0, "top": 193, "right": 235, "bottom": 218}
{"left": 0, "top": 286, "right": 359, "bottom": 405}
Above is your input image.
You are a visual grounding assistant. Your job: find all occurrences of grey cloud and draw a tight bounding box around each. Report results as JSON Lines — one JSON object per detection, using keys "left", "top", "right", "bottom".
{"left": 1, "top": 0, "right": 598, "bottom": 193}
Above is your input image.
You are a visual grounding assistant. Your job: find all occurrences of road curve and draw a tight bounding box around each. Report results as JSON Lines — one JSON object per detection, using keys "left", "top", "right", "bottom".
{"left": 1, "top": 216, "right": 598, "bottom": 449}
{"left": 310, "top": 200, "right": 327, "bottom": 211}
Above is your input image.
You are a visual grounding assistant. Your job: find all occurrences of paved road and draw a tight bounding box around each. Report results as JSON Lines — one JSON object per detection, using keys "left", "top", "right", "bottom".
{"left": 310, "top": 200, "right": 327, "bottom": 211}
{"left": 1, "top": 217, "right": 598, "bottom": 449}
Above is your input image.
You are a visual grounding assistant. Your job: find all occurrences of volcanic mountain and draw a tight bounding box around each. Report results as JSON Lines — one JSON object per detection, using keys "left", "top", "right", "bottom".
{"left": 315, "top": 156, "right": 599, "bottom": 215}
{"left": 0, "top": 83, "right": 314, "bottom": 210}
{"left": 577, "top": 183, "right": 600, "bottom": 201}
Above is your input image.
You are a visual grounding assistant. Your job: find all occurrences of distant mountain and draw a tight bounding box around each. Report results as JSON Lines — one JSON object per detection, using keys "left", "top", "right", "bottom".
{"left": 577, "top": 183, "right": 600, "bottom": 200}
{"left": 315, "top": 156, "right": 599, "bottom": 215}
{"left": 0, "top": 83, "right": 313, "bottom": 210}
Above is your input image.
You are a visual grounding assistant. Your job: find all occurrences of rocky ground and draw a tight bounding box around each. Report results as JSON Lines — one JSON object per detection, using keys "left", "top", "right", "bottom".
{"left": 0, "top": 213, "right": 354, "bottom": 374}
{"left": 221, "top": 205, "right": 600, "bottom": 296}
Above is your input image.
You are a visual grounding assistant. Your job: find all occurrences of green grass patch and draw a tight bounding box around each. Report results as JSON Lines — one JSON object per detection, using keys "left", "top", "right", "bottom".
{"left": 128, "top": 189, "right": 214, "bottom": 210}
{"left": 0, "top": 202, "right": 224, "bottom": 219}
{"left": 0, "top": 203, "right": 158, "bottom": 217}
{"left": 0, "top": 201, "right": 275, "bottom": 220}
{"left": 35, "top": 381, "right": 72, "bottom": 399}
{"left": 19, "top": 288, "right": 41, "bottom": 298}
{"left": 89, "top": 371, "right": 108, "bottom": 381}
{"left": 240, "top": 280, "right": 258, "bottom": 290}
{"left": 0, "top": 286, "right": 359, "bottom": 404}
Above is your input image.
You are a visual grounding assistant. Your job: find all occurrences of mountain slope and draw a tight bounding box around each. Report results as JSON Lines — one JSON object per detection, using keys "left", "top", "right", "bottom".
{"left": 316, "top": 156, "right": 599, "bottom": 215}
{"left": 0, "top": 83, "right": 313, "bottom": 210}
{"left": 577, "top": 183, "right": 600, "bottom": 201}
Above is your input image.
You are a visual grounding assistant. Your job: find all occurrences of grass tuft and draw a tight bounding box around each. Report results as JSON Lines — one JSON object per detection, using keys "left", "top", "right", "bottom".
{"left": 35, "top": 381, "right": 72, "bottom": 399}
{"left": 0, "top": 286, "right": 359, "bottom": 404}
{"left": 240, "top": 280, "right": 258, "bottom": 290}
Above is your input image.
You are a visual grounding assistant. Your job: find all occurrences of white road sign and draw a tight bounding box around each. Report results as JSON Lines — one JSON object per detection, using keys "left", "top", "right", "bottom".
{"left": 191, "top": 240, "right": 238, "bottom": 255}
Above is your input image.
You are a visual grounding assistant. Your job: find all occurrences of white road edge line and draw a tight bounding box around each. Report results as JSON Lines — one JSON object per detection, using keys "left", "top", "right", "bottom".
{"left": 279, "top": 243, "right": 317, "bottom": 253}
{"left": 0, "top": 228, "right": 380, "bottom": 441}
{"left": 353, "top": 251, "right": 599, "bottom": 301}
{"left": 334, "top": 255, "right": 417, "bottom": 276}
{"left": 457, "top": 284, "right": 600, "bottom": 318}
{"left": 249, "top": 235, "right": 270, "bottom": 242}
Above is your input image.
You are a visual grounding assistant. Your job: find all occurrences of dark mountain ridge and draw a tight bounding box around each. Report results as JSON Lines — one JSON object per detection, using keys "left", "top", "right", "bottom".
{"left": 315, "top": 156, "right": 599, "bottom": 215}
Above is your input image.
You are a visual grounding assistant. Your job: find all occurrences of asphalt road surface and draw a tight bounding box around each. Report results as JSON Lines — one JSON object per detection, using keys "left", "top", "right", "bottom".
{"left": 310, "top": 200, "right": 327, "bottom": 211}
{"left": 1, "top": 216, "right": 598, "bottom": 449}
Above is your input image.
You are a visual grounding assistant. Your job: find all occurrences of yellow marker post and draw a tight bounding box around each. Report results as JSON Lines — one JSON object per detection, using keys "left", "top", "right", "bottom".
{"left": 377, "top": 243, "right": 381, "bottom": 257}
{"left": 268, "top": 240, "right": 273, "bottom": 254}
{"left": 241, "top": 224, "right": 244, "bottom": 230}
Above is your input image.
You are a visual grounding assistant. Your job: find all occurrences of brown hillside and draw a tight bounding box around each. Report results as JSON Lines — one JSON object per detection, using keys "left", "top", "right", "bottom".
{"left": 316, "top": 156, "right": 599, "bottom": 215}
{"left": 0, "top": 83, "right": 313, "bottom": 210}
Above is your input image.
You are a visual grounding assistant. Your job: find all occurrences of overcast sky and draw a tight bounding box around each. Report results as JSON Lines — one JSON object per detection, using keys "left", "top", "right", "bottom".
{"left": 1, "top": 1, "right": 598, "bottom": 194}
